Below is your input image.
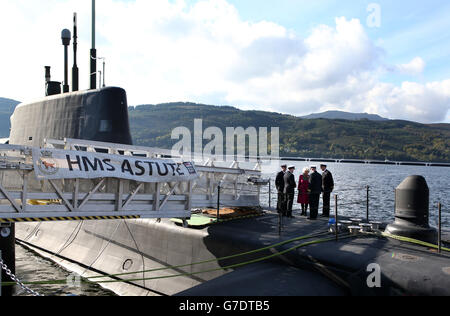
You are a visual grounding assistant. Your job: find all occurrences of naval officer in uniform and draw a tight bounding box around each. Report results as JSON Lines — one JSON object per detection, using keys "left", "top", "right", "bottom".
{"left": 308, "top": 166, "right": 322, "bottom": 220}
{"left": 275, "top": 164, "right": 287, "bottom": 215}
{"left": 284, "top": 165, "right": 297, "bottom": 218}
{"left": 320, "top": 164, "right": 335, "bottom": 218}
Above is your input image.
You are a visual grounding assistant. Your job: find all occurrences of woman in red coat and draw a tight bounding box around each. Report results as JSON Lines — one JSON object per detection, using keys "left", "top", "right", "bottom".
{"left": 297, "top": 167, "right": 310, "bottom": 216}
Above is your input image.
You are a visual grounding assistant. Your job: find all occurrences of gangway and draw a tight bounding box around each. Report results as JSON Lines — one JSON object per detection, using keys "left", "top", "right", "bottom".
{"left": 0, "top": 139, "right": 263, "bottom": 223}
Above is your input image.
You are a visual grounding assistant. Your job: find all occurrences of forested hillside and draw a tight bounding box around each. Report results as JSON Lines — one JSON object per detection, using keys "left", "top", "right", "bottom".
{"left": 129, "top": 102, "right": 450, "bottom": 163}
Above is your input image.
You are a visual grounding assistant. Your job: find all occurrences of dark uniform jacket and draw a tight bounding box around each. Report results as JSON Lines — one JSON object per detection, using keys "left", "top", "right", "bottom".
{"left": 283, "top": 171, "right": 296, "bottom": 194}
{"left": 275, "top": 171, "right": 285, "bottom": 193}
{"left": 322, "top": 170, "right": 335, "bottom": 193}
{"left": 309, "top": 171, "right": 323, "bottom": 194}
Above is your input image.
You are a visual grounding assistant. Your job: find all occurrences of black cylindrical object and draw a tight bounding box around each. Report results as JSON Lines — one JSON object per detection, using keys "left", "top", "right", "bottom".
{"left": 72, "top": 12, "right": 79, "bottom": 92}
{"left": 0, "top": 223, "right": 15, "bottom": 296}
{"left": 366, "top": 186, "right": 370, "bottom": 222}
{"left": 268, "top": 180, "right": 271, "bottom": 209}
{"left": 45, "top": 66, "right": 51, "bottom": 83}
{"left": 63, "top": 45, "right": 69, "bottom": 93}
{"left": 46, "top": 81, "right": 61, "bottom": 96}
{"left": 217, "top": 184, "right": 221, "bottom": 221}
{"left": 385, "top": 176, "right": 437, "bottom": 243}
{"left": 90, "top": 49, "right": 97, "bottom": 90}
{"left": 45, "top": 66, "right": 52, "bottom": 96}
{"left": 335, "top": 195, "right": 338, "bottom": 241}
{"left": 62, "top": 29, "right": 71, "bottom": 93}
{"left": 72, "top": 67, "right": 79, "bottom": 92}
{"left": 438, "top": 203, "right": 442, "bottom": 253}
{"left": 90, "top": 0, "right": 97, "bottom": 90}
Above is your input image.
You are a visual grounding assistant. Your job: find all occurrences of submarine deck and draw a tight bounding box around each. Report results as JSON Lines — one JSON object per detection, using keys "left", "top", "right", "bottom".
{"left": 14, "top": 209, "right": 450, "bottom": 297}
{"left": 177, "top": 210, "right": 450, "bottom": 296}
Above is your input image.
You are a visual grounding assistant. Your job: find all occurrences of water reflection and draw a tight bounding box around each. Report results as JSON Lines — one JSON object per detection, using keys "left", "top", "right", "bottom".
{"left": 13, "top": 244, "right": 115, "bottom": 296}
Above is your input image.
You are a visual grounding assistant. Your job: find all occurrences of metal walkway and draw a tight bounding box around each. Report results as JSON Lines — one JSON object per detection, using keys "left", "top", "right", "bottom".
{"left": 0, "top": 139, "right": 263, "bottom": 223}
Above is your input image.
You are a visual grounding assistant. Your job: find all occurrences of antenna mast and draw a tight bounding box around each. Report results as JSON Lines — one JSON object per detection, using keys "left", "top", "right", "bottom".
{"left": 72, "top": 12, "right": 79, "bottom": 91}
{"left": 90, "top": 0, "right": 97, "bottom": 90}
{"left": 61, "top": 29, "right": 71, "bottom": 93}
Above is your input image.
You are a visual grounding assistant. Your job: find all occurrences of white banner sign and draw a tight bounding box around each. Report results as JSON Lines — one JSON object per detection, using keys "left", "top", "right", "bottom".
{"left": 32, "top": 148, "right": 198, "bottom": 183}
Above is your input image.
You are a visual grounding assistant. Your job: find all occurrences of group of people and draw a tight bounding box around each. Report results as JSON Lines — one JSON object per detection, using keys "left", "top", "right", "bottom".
{"left": 275, "top": 164, "right": 334, "bottom": 220}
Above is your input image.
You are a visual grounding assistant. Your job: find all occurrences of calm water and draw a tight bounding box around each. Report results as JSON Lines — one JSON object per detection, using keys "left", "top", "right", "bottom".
{"left": 12, "top": 244, "right": 115, "bottom": 296}
{"left": 261, "top": 162, "right": 450, "bottom": 231}
{"left": 12, "top": 163, "right": 450, "bottom": 296}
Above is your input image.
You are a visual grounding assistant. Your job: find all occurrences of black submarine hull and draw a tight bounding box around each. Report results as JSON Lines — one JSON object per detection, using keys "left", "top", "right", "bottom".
{"left": 14, "top": 214, "right": 450, "bottom": 296}
{"left": 10, "top": 87, "right": 132, "bottom": 147}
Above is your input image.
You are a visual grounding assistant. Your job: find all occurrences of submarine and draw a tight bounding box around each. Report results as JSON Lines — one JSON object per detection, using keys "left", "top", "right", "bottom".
{"left": 5, "top": 2, "right": 450, "bottom": 297}
{"left": 10, "top": 10, "right": 132, "bottom": 148}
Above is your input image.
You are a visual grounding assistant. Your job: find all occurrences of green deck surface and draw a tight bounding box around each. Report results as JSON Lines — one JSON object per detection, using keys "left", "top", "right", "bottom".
{"left": 171, "top": 214, "right": 218, "bottom": 227}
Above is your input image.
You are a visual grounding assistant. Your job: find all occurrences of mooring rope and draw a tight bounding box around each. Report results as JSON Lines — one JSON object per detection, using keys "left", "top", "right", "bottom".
{"left": 381, "top": 232, "right": 450, "bottom": 252}
{"left": 2, "top": 231, "right": 339, "bottom": 287}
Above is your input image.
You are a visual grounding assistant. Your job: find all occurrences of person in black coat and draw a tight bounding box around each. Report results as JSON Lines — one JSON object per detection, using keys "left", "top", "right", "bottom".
{"left": 308, "top": 166, "right": 322, "bottom": 220}
{"left": 283, "top": 166, "right": 297, "bottom": 218}
{"left": 275, "top": 165, "right": 287, "bottom": 215}
{"left": 321, "top": 164, "right": 335, "bottom": 217}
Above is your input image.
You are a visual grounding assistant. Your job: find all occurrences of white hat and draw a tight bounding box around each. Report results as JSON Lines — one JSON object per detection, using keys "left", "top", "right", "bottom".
{"left": 310, "top": 165, "right": 317, "bottom": 169}
{"left": 288, "top": 165, "right": 296, "bottom": 169}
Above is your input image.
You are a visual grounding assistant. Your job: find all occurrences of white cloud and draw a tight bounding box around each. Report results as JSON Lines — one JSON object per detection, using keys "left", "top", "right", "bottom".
{"left": 342, "top": 80, "right": 450, "bottom": 123}
{"left": 395, "top": 57, "right": 426, "bottom": 76}
{"left": 0, "top": 0, "right": 449, "bottom": 123}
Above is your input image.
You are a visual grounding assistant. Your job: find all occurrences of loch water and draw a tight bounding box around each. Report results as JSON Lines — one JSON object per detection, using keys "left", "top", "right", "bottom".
{"left": 261, "top": 162, "right": 450, "bottom": 230}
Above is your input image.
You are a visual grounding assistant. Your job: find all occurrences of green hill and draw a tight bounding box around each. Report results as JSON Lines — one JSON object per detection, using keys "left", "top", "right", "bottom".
{"left": 301, "top": 110, "right": 389, "bottom": 121}
{"left": 129, "top": 102, "right": 450, "bottom": 163}
{"left": 0, "top": 98, "right": 448, "bottom": 162}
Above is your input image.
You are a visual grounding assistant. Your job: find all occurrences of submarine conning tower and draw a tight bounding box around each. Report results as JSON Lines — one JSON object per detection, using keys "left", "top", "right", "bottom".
{"left": 9, "top": 87, "right": 133, "bottom": 147}
{"left": 9, "top": 0, "right": 133, "bottom": 148}
{"left": 386, "top": 175, "right": 437, "bottom": 243}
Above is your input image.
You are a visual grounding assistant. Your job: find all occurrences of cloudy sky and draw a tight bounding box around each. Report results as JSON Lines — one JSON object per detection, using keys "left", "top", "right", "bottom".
{"left": 0, "top": 0, "right": 449, "bottom": 123}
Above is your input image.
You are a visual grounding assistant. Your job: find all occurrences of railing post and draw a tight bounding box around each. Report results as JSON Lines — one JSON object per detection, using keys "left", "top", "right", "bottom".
{"left": 186, "top": 181, "right": 193, "bottom": 214}
{"left": 116, "top": 179, "right": 123, "bottom": 212}
{"left": 268, "top": 179, "right": 272, "bottom": 210}
{"left": 21, "top": 172, "right": 28, "bottom": 213}
{"left": 438, "top": 202, "right": 442, "bottom": 254}
{"left": 335, "top": 195, "right": 339, "bottom": 241}
{"left": 366, "top": 185, "right": 370, "bottom": 222}
{"left": 73, "top": 178, "right": 79, "bottom": 211}
{"left": 217, "top": 182, "right": 221, "bottom": 222}
{"left": 154, "top": 182, "right": 161, "bottom": 212}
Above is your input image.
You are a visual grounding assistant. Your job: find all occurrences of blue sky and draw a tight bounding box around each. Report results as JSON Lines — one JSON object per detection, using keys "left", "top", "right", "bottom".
{"left": 226, "top": 0, "right": 450, "bottom": 84}
{"left": 0, "top": 0, "right": 449, "bottom": 123}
